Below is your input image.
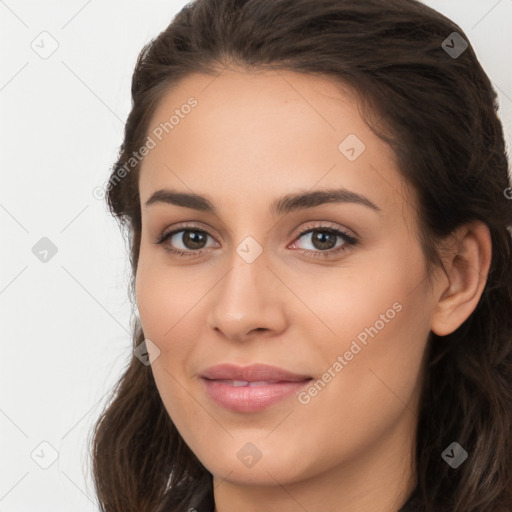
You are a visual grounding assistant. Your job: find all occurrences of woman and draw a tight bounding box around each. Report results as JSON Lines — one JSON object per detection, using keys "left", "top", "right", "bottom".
{"left": 90, "top": 0, "right": 512, "bottom": 511}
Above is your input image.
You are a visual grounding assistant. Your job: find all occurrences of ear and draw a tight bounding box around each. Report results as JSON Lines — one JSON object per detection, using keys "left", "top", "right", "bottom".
{"left": 430, "top": 221, "right": 492, "bottom": 337}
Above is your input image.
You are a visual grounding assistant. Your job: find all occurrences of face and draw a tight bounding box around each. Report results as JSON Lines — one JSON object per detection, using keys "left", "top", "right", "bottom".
{"left": 135, "top": 68, "right": 436, "bottom": 491}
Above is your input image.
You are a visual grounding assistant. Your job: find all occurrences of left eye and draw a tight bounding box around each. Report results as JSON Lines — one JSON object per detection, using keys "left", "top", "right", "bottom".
{"left": 291, "top": 228, "right": 357, "bottom": 253}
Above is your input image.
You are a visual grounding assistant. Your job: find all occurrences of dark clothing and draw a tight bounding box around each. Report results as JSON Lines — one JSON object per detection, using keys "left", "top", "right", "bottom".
{"left": 182, "top": 478, "right": 422, "bottom": 512}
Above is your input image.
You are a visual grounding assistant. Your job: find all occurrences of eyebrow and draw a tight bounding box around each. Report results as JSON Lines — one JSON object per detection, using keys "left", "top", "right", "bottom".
{"left": 144, "top": 187, "right": 381, "bottom": 216}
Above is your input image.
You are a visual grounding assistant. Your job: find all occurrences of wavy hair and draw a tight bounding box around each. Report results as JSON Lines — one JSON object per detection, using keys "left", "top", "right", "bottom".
{"left": 89, "top": 1, "right": 512, "bottom": 510}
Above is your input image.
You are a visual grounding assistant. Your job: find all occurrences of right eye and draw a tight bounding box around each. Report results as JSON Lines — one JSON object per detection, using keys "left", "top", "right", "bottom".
{"left": 155, "top": 225, "right": 220, "bottom": 257}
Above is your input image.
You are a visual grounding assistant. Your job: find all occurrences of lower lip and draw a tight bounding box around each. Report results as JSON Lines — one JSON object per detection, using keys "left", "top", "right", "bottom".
{"left": 201, "top": 378, "right": 312, "bottom": 413}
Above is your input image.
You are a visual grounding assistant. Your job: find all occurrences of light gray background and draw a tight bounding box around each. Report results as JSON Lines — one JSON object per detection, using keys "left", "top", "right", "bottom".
{"left": 1, "top": 1, "right": 511, "bottom": 510}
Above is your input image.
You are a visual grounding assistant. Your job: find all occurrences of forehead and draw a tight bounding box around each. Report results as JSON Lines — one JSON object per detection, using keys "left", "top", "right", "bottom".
{"left": 138, "top": 68, "right": 409, "bottom": 217}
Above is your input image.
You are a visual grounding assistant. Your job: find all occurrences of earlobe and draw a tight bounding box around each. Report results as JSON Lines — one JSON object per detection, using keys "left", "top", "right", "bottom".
{"left": 430, "top": 221, "right": 492, "bottom": 337}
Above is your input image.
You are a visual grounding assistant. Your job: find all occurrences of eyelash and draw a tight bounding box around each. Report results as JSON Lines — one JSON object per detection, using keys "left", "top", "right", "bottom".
{"left": 154, "top": 222, "right": 358, "bottom": 259}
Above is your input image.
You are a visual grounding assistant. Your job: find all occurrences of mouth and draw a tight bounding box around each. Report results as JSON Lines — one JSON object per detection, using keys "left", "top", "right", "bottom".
{"left": 200, "top": 363, "right": 313, "bottom": 413}
{"left": 209, "top": 379, "right": 304, "bottom": 387}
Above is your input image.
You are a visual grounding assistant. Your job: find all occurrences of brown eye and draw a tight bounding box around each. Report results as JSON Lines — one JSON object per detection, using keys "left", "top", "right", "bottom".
{"left": 155, "top": 226, "right": 218, "bottom": 257}
{"left": 309, "top": 230, "right": 338, "bottom": 250}
{"left": 292, "top": 227, "right": 357, "bottom": 256}
{"left": 177, "top": 230, "right": 208, "bottom": 250}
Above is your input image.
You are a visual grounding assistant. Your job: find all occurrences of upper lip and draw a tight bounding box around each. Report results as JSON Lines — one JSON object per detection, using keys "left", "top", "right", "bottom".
{"left": 200, "top": 363, "right": 312, "bottom": 382}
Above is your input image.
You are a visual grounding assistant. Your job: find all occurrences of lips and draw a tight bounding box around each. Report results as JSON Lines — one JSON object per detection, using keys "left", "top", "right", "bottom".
{"left": 213, "top": 379, "right": 283, "bottom": 387}
{"left": 200, "top": 363, "right": 312, "bottom": 383}
{"left": 200, "top": 363, "right": 313, "bottom": 413}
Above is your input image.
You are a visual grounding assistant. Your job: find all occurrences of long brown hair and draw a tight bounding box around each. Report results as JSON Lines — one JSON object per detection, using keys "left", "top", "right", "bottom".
{"left": 89, "top": 1, "right": 512, "bottom": 510}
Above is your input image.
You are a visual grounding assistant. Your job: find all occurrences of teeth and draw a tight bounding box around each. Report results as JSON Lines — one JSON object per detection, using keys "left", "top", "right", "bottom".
{"left": 218, "top": 379, "right": 278, "bottom": 387}
{"left": 248, "top": 381, "right": 271, "bottom": 387}
{"left": 231, "top": 380, "right": 249, "bottom": 387}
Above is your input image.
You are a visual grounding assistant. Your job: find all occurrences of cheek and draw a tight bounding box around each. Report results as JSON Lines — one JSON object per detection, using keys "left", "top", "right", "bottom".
{"left": 134, "top": 256, "right": 206, "bottom": 390}
{"left": 319, "top": 279, "right": 430, "bottom": 431}
{"left": 292, "top": 299, "right": 429, "bottom": 474}
{"left": 134, "top": 263, "right": 201, "bottom": 428}
{"left": 297, "top": 246, "right": 431, "bottom": 421}
{"left": 135, "top": 253, "right": 203, "bottom": 342}
{"left": 135, "top": 265, "right": 167, "bottom": 341}
{"left": 135, "top": 267, "right": 196, "bottom": 376}
{"left": 285, "top": 253, "right": 424, "bottom": 358}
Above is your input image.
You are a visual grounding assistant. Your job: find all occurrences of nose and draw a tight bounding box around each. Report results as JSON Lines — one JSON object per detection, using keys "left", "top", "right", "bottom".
{"left": 206, "top": 250, "right": 288, "bottom": 342}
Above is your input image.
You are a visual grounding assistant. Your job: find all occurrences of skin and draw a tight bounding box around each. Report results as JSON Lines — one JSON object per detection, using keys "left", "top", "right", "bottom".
{"left": 135, "top": 67, "right": 491, "bottom": 512}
